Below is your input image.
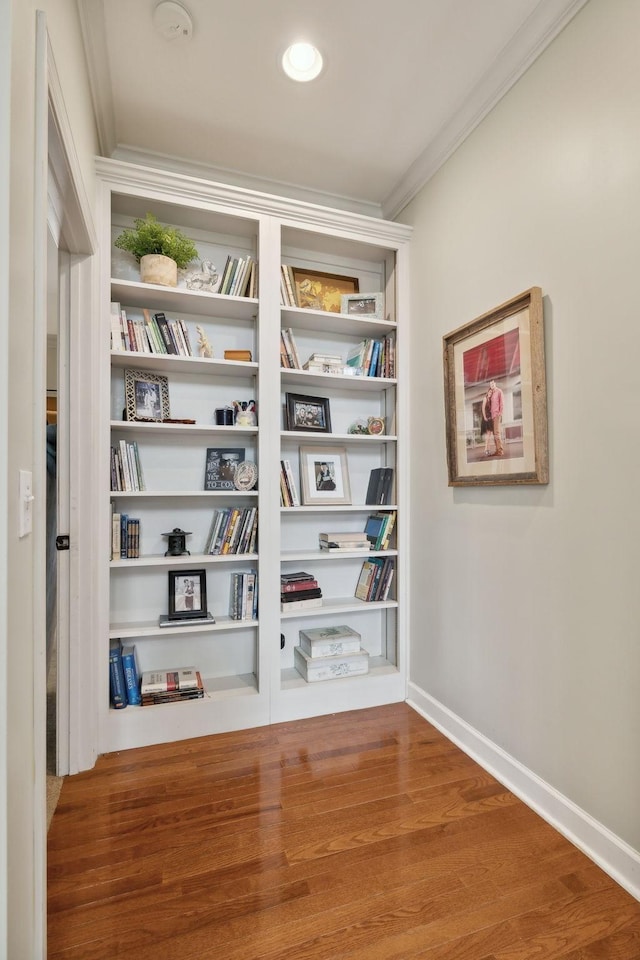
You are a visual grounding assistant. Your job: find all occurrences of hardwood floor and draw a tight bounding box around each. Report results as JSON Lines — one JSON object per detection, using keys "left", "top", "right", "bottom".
{"left": 47, "top": 703, "right": 640, "bottom": 959}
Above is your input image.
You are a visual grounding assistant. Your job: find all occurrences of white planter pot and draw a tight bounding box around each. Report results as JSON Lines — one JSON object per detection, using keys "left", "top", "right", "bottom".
{"left": 140, "top": 254, "right": 178, "bottom": 287}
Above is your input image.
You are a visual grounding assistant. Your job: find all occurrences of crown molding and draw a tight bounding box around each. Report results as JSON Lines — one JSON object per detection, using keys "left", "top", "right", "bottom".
{"left": 382, "top": 0, "right": 590, "bottom": 220}
{"left": 76, "top": 0, "right": 116, "bottom": 157}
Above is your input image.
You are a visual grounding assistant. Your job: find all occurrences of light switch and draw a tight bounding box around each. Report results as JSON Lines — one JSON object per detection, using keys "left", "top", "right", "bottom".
{"left": 18, "top": 469, "right": 34, "bottom": 538}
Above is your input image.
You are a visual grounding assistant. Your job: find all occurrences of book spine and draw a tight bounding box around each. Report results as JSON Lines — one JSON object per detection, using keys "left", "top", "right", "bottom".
{"left": 154, "top": 313, "right": 177, "bottom": 354}
{"left": 283, "top": 459, "right": 300, "bottom": 506}
{"left": 121, "top": 645, "right": 141, "bottom": 705}
{"left": 109, "top": 641, "right": 127, "bottom": 709}
{"left": 120, "top": 513, "right": 128, "bottom": 559}
{"left": 281, "top": 579, "right": 319, "bottom": 593}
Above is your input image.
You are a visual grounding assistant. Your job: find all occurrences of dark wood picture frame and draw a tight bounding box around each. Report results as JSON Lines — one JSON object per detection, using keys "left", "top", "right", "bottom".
{"left": 291, "top": 267, "right": 359, "bottom": 313}
{"left": 442, "top": 287, "right": 548, "bottom": 486}
{"left": 285, "top": 393, "right": 332, "bottom": 433}
{"left": 168, "top": 569, "right": 207, "bottom": 620}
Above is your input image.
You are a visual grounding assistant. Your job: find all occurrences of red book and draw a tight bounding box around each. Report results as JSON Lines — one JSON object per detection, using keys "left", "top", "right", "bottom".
{"left": 281, "top": 579, "right": 319, "bottom": 593}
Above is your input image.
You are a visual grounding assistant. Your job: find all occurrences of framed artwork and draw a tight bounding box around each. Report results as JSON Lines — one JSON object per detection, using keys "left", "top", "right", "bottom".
{"left": 125, "top": 370, "right": 169, "bottom": 422}
{"left": 442, "top": 286, "right": 548, "bottom": 486}
{"left": 204, "top": 447, "right": 245, "bottom": 490}
{"left": 291, "top": 267, "right": 359, "bottom": 313}
{"left": 285, "top": 393, "right": 332, "bottom": 433}
{"left": 340, "top": 292, "right": 385, "bottom": 320}
{"left": 299, "top": 445, "right": 351, "bottom": 505}
{"left": 168, "top": 569, "right": 207, "bottom": 620}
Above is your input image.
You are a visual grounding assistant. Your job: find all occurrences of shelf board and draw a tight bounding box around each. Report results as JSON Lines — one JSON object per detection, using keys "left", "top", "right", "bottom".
{"left": 111, "top": 490, "right": 258, "bottom": 499}
{"left": 280, "top": 549, "right": 397, "bottom": 562}
{"left": 110, "top": 420, "right": 258, "bottom": 437}
{"left": 280, "top": 597, "right": 397, "bottom": 620}
{"left": 111, "top": 351, "right": 258, "bottom": 377}
{"left": 281, "top": 430, "right": 396, "bottom": 443}
{"left": 109, "top": 616, "right": 258, "bottom": 639}
{"left": 280, "top": 656, "right": 397, "bottom": 689}
{"left": 281, "top": 306, "right": 396, "bottom": 337}
{"left": 110, "top": 674, "right": 259, "bottom": 713}
{"left": 280, "top": 368, "right": 397, "bottom": 392}
{"left": 110, "top": 553, "right": 258, "bottom": 569}
{"left": 112, "top": 278, "right": 259, "bottom": 321}
{"left": 282, "top": 504, "right": 397, "bottom": 513}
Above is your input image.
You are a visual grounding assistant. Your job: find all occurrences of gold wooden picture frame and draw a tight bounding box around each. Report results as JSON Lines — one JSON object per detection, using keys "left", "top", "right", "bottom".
{"left": 291, "top": 267, "right": 359, "bottom": 313}
{"left": 442, "top": 287, "right": 548, "bottom": 486}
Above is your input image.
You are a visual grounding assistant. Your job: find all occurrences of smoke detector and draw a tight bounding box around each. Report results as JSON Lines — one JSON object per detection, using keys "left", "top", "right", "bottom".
{"left": 153, "top": 1, "right": 193, "bottom": 41}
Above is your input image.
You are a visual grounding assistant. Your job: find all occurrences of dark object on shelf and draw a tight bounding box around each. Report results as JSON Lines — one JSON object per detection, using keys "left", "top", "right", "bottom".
{"left": 215, "top": 406, "right": 234, "bottom": 425}
{"left": 285, "top": 392, "right": 331, "bottom": 433}
{"left": 165, "top": 568, "right": 210, "bottom": 622}
{"left": 365, "top": 467, "right": 394, "bottom": 505}
{"left": 204, "top": 447, "right": 246, "bottom": 490}
{"left": 281, "top": 634, "right": 285, "bottom": 650}
{"left": 162, "top": 528, "right": 191, "bottom": 557}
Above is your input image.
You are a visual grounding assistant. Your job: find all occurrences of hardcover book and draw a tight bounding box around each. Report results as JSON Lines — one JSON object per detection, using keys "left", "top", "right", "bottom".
{"left": 121, "top": 644, "right": 141, "bottom": 706}
{"left": 109, "top": 640, "right": 127, "bottom": 709}
{"left": 365, "top": 467, "right": 394, "bottom": 505}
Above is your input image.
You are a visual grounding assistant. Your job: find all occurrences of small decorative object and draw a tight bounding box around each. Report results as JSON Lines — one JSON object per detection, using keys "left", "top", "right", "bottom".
{"left": 348, "top": 419, "right": 369, "bottom": 435}
{"left": 341, "top": 292, "right": 385, "bottom": 320}
{"left": 195, "top": 325, "right": 214, "bottom": 358}
{"left": 367, "top": 417, "right": 385, "bottom": 435}
{"left": 125, "top": 370, "right": 170, "bottom": 422}
{"left": 443, "top": 286, "right": 548, "bottom": 486}
{"left": 233, "top": 400, "right": 257, "bottom": 426}
{"left": 285, "top": 393, "right": 331, "bottom": 433}
{"left": 204, "top": 447, "right": 245, "bottom": 490}
{"left": 114, "top": 214, "right": 199, "bottom": 288}
{"left": 214, "top": 406, "right": 234, "bottom": 426}
{"left": 224, "top": 349, "right": 253, "bottom": 362}
{"left": 234, "top": 460, "right": 258, "bottom": 491}
{"left": 162, "top": 528, "right": 192, "bottom": 557}
{"left": 291, "top": 267, "right": 359, "bottom": 313}
{"left": 185, "top": 259, "right": 219, "bottom": 292}
{"left": 299, "top": 444, "right": 351, "bottom": 506}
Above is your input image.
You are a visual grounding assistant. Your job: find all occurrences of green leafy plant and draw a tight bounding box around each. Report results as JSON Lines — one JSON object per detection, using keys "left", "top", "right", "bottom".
{"left": 114, "top": 214, "right": 199, "bottom": 269}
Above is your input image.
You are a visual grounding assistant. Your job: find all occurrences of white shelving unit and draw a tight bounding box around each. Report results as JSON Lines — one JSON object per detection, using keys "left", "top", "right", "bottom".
{"left": 96, "top": 158, "right": 411, "bottom": 752}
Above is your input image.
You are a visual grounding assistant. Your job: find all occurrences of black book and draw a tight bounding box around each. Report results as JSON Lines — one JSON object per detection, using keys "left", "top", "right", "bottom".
{"left": 365, "top": 467, "right": 394, "bottom": 505}
{"left": 280, "top": 588, "right": 322, "bottom": 602}
{"left": 280, "top": 571, "right": 315, "bottom": 583}
{"left": 153, "top": 312, "right": 178, "bottom": 355}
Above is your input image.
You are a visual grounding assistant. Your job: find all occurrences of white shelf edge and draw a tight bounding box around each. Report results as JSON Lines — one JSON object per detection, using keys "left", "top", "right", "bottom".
{"left": 109, "top": 617, "right": 259, "bottom": 638}
{"left": 280, "top": 598, "right": 397, "bottom": 620}
{"left": 280, "top": 369, "right": 397, "bottom": 391}
{"left": 280, "top": 549, "right": 397, "bottom": 562}
{"left": 108, "top": 673, "right": 259, "bottom": 713}
{"left": 111, "top": 490, "right": 259, "bottom": 498}
{"left": 281, "top": 504, "right": 397, "bottom": 513}
{"left": 110, "top": 351, "right": 258, "bottom": 376}
{"left": 280, "top": 657, "right": 398, "bottom": 689}
{"left": 110, "top": 420, "right": 258, "bottom": 436}
{"left": 281, "top": 430, "right": 396, "bottom": 443}
{"left": 111, "top": 277, "right": 259, "bottom": 320}
{"left": 110, "top": 553, "right": 259, "bottom": 569}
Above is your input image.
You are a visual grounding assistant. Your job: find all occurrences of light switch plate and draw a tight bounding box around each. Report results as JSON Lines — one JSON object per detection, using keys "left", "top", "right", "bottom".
{"left": 18, "top": 469, "right": 33, "bottom": 538}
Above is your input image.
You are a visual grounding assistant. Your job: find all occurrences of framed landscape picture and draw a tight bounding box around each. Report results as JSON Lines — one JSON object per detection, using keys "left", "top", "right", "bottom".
{"left": 442, "top": 287, "right": 548, "bottom": 486}
{"left": 299, "top": 445, "right": 351, "bottom": 506}
{"left": 291, "top": 268, "right": 359, "bottom": 313}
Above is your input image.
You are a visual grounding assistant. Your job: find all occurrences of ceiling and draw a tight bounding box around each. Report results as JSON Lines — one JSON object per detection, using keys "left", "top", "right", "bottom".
{"left": 78, "top": 0, "right": 588, "bottom": 219}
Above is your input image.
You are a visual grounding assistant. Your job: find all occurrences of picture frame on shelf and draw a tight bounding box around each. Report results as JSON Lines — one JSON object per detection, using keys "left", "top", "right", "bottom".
{"left": 286, "top": 393, "right": 332, "bottom": 433}
{"left": 168, "top": 569, "right": 207, "bottom": 620}
{"left": 340, "top": 292, "right": 385, "bottom": 320}
{"left": 125, "top": 369, "right": 170, "bottom": 422}
{"left": 299, "top": 444, "right": 351, "bottom": 506}
{"left": 204, "top": 447, "right": 246, "bottom": 490}
{"left": 442, "top": 286, "right": 548, "bottom": 487}
{"left": 291, "top": 267, "right": 359, "bottom": 313}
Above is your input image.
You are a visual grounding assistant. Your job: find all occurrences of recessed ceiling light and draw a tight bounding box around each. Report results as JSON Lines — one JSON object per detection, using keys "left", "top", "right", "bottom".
{"left": 282, "top": 42, "right": 323, "bottom": 82}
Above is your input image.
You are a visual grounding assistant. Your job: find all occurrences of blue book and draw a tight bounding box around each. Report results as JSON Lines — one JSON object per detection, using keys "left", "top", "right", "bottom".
{"left": 109, "top": 640, "right": 127, "bottom": 709}
{"left": 119, "top": 513, "right": 128, "bottom": 559}
{"left": 121, "top": 644, "right": 141, "bottom": 705}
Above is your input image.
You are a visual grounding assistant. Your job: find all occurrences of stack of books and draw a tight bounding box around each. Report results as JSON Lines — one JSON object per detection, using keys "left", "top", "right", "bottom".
{"left": 318, "top": 531, "right": 371, "bottom": 552}
{"left": 293, "top": 624, "right": 369, "bottom": 683}
{"left": 302, "top": 353, "right": 345, "bottom": 374}
{"left": 229, "top": 571, "right": 258, "bottom": 620}
{"left": 140, "top": 667, "right": 204, "bottom": 706}
{"left": 110, "top": 303, "right": 194, "bottom": 357}
{"left": 355, "top": 557, "right": 395, "bottom": 602}
{"left": 205, "top": 506, "right": 258, "bottom": 555}
{"left": 363, "top": 511, "right": 396, "bottom": 550}
{"left": 281, "top": 571, "right": 322, "bottom": 611}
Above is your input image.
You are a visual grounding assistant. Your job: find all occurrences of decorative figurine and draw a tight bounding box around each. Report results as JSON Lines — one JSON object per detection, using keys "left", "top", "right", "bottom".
{"left": 162, "top": 528, "right": 192, "bottom": 557}
{"left": 186, "top": 259, "right": 219, "bottom": 292}
{"left": 196, "top": 325, "right": 214, "bottom": 358}
{"left": 234, "top": 461, "right": 258, "bottom": 491}
{"left": 233, "top": 400, "right": 257, "bottom": 426}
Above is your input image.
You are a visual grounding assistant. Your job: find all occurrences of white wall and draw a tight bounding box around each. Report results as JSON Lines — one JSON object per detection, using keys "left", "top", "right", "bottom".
{"left": 400, "top": 0, "right": 640, "bottom": 882}
{"left": 5, "top": 0, "right": 97, "bottom": 954}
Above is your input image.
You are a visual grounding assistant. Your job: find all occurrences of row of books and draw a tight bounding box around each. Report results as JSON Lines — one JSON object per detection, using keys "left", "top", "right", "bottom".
{"left": 141, "top": 667, "right": 204, "bottom": 706}
{"left": 218, "top": 255, "right": 257, "bottom": 298}
{"left": 279, "top": 459, "right": 300, "bottom": 506}
{"left": 111, "top": 302, "right": 194, "bottom": 356}
{"left": 280, "top": 265, "right": 298, "bottom": 307}
{"left": 280, "top": 327, "right": 301, "bottom": 368}
{"left": 355, "top": 557, "right": 395, "bottom": 602}
{"left": 293, "top": 624, "right": 369, "bottom": 683}
{"left": 346, "top": 336, "right": 396, "bottom": 378}
{"left": 229, "top": 571, "right": 258, "bottom": 620}
{"left": 364, "top": 511, "right": 396, "bottom": 550}
{"left": 110, "top": 440, "right": 145, "bottom": 491}
{"left": 205, "top": 507, "right": 258, "bottom": 555}
{"left": 281, "top": 571, "right": 322, "bottom": 611}
{"left": 111, "top": 513, "right": 140, "bottom": 560}
{"left": 109, "top": 640, "right": 141, "bottom": 707}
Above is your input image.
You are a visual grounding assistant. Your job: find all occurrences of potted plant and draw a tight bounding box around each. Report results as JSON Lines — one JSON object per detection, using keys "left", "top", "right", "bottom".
{"left": 114, "top": 213, "right": 199, "bottom": 287}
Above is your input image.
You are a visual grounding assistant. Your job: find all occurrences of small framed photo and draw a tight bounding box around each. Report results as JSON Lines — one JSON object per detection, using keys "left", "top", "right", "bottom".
{"left": 168, "top": 569, "right": 207, "bottom": 620}
{"left": 291, "top": 267, "right": 359, "bottom": 313}
{"left": 341, "top": 292, "right": 385, "bottom": 320}
{"left": 299, "top": 445, "right": 351, "bottom": 506}
{"left": 286, "top": 393, "right": 332, "bottom": 433}
{"left": 125, "top": 370, "right": 169, "bottom": 422}
{"left": 204, "top": 447, "right": 245, "bottom": 490}
{"left": 443, "top": 286, "right": 548, "bottom": 486}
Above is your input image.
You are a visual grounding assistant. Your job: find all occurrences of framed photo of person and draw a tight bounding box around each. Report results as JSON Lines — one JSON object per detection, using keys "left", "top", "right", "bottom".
{"left": 204, "top": 447, "right": 246, "bottom": 490}
{"left": 125, "top": 370, "right": 170, "bottom": 422}
{"left": 285, "top": 393, "right": 332, "bottom": 433}
{"left": 442, "top": 286, "right": 548, "bottom": 486}
{"left": 299, "top": 445, "right": 351, "bottom": 506}
{"left": 167, "top": 569, "right": 207, "bottom": 621}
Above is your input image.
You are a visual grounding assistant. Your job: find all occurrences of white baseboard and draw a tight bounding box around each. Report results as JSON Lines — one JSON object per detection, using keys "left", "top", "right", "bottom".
{"left": 407, "top": 682, "right": 640, "bottom": 902}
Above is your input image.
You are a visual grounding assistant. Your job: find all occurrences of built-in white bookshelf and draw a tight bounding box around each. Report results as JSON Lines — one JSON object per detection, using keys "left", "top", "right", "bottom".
{"left": 97, "top": 157, "right": 411, "bottom": 752}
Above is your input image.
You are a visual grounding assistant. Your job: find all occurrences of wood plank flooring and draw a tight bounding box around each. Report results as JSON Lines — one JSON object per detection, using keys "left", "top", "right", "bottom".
{"left": 47, "top": 703, "right": 640, "bottom": 959}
